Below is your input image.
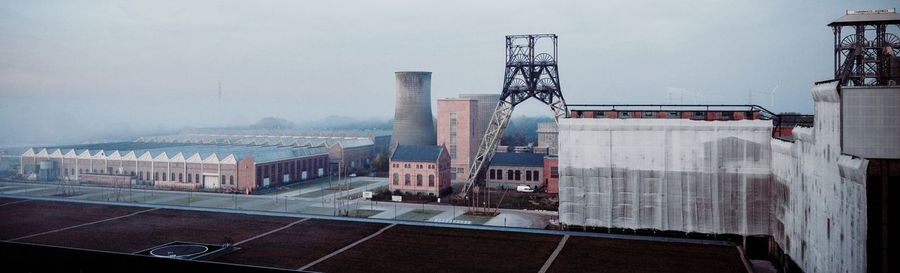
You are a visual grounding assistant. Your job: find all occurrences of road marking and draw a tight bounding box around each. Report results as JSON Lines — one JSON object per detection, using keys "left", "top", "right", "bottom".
{"left": 235, "top": 218, "right": 310, "bottom": 246}
{"left": 9, "top": 207, "right": 160, "bottom": 241}
{"left": 538, "top": 235, "right": 569, "bottom": 273}
{"left": 297, "top": 223, "right": 396, "bottom": 271}
{"left": 0, "top": 198, "right": 32, "bottom": 208}
{"left": 4, "top": 187, "right": 50, "bottom": 195}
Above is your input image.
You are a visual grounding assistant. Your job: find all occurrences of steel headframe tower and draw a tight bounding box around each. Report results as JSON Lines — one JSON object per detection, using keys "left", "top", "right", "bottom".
{"left": 829, "top": 8, "right": 900, "bottom": 86}
{"left": 459, "top": 34, "right": 568, "bottom": 200}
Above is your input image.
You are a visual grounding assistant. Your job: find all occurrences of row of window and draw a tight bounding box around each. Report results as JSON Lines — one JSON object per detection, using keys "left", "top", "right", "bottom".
{"left": 392, "top": 173, "right": 436, "bottom": 187}
{"left": 392, "top": 163, "right": 436, "bottom": 170}
{"left": 489, "top": 169, "right": 540, "bottom": 182}
{"left": 256, "top": 157, "right": 325, "bottom": 184}
{"left": 66, "top": 168, "right": 236, "bottom": 185}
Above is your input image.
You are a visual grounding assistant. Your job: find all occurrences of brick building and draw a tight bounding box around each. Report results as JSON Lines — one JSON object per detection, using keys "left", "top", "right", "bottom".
{"left": 20, "top": 142, "right": 328, "bottom": 193}
{"left": 388, "top": 145, "right": 451, "bottom": 196}
{"left": 486, "top": 152, "right": 546, "bottom": 190}
{"left": 543, "top": 155, "right": 559, "bottom": 194}
{"left": 436, "top": 98, "right": 478, "bottom": 180}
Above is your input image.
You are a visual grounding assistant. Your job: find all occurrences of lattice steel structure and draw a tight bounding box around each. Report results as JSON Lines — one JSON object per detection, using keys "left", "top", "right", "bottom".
{"left": 830, "top": 8, "right": 900, "bottom": 86}
{"left": 459, "top": 34, "right": 568, "bottom": 199}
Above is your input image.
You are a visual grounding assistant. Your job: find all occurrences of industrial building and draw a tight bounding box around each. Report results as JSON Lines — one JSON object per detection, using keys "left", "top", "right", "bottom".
{"left": 391, "top": 71, "right": 436, "bottom": 148}
{"left": 459, "top": 93, "right": 501, "bottom": 150}
{"left": 19, "top": 142, "right": 329, "bottom": 193}
{"left": 137, "top": 134, "right": 374, "bottom": 176}
{"left": 536, "top": 122, "right": 559, "bottom": 155}
{"left": 556, "top": 9, "right": 900, "bottom": 273}
{"left": 437, "top": 97, "right": 478, "bottom": 180}
{"left": 388, "top": 144, "right": 451, "bottom": 196}
{"left": 486, "top": 152, "right": 546, "bottom": 190}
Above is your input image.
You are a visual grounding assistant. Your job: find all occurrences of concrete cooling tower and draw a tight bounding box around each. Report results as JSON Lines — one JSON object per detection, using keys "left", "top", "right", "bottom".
{"left": 391, "top": 71, "right": 436, "bottom": 148}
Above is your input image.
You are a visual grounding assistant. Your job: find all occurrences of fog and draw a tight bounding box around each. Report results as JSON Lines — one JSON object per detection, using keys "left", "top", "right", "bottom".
{"left": 0, "top": 0, "right": 888, "bottom": 146}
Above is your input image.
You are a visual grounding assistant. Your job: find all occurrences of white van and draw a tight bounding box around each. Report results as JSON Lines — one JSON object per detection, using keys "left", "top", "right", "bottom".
{"left": 516, "top": 185, "right": 534, "bottom": 193}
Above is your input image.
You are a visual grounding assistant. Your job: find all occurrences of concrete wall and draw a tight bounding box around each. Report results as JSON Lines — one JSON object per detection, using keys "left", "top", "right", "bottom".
{"left": 841, "top": 86, "right": 900, "bottom": 159}
{"left": 459, "top": 93, "right": 500, "bottom": 151}
{"left": 391, "top": 71, "right": 436, "bottom": 148}
{"left": 771, "top": 81, "right": 868, "bottom": 273}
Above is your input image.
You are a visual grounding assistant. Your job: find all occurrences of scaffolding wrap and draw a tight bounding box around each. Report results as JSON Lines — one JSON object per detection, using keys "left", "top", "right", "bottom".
{"left": 558, "top": 118, "right": 773, "bottom": 235}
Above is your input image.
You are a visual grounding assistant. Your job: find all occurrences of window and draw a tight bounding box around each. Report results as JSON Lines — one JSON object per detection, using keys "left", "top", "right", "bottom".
{"left": 188, "top": 174, "right": 192, "bottom": 182}
{"left": 230, "top": 175, "right": 234, "bottom": 185}
{"left": 416, "top": 174, "right": 423, "bottom": 186}
{"left": 515, "top": 170, "right": 521, "bottom": 181}
{"left": 196, "top": 174, "right": 200, "bottom": 183}
{"left": 449, "top": 112, "right": 458, "bottom": 159}
{"left": 146, "top": 172, "right": 150, "bottom": 181}
{"left": 154, "top": 172, "right": 159, "bottom": 181}
{"left": 526, "top": 170, "right": 532, "bottom": 181}
{"left": 428, "top": 175, "right": 435, "bottom": 187}
{"left": 533, "top": 170, "right": 539, "bottom": 180}
{"left": 162, "top": 172, "right": 167, "bottom": 181}
{"left": 667, "top": 112, "right": 680, "bottom": 119}
{"left": 139, "top": 172, "right": 143, "bottom": 180}
{"left": 551, "top": 167, "right": 559, "bottom": 178}
{"left": 497, "top": 169, "right": 503, "bottom": 180}
{"left": 619, "top": 112, "right": 631, "bottom": 119}
{"left": 177, "top": 173, "right": 182, "bottom": 182}
{"left": 393, "top": 173, "right": 399, "bottom": 185}
{"left": 507, "top": 170, "right": 513, "bottom": 180}
{"left": 642, "top": 111, "right": 655, "bottom": 118}
{"left": 489, "top": 169, "right": 496, "bottom": 179}
{"left": 222, "top": 175, "right": 225, "bottom": 184}
{"left": 404, "top": 174, "right": 411, "bottom": 186}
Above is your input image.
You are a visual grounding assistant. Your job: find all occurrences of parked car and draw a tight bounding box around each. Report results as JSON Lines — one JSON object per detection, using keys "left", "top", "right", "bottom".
{"left": 516, "top": 185, "right": 534, "bottom": 193}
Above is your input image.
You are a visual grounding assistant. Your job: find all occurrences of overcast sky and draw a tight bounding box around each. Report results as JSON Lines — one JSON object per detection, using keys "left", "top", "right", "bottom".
{"left": 0, "top": 0, "right": 892, "bottom": 145}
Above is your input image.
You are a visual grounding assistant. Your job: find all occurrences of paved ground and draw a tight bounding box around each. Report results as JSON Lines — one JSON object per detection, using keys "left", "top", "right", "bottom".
{"left": 0, "top": 196, "right": 751, "bottom": 273}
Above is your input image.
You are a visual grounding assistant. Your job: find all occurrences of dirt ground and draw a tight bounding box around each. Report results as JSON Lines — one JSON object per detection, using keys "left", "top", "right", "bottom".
{"left": 308, "top": 224, "right": 562, "bottom": 273}
{"left": 212, "top": 219, "right": 387, "bottom": 269}
{"left": 0, "top": 199, "right": 144, "bottom": 240}
{"left": 546, "top": 237, "right": 748, "bottom": 273}
{"left": 20, "top": 208, "right": 298, "bottom": 253}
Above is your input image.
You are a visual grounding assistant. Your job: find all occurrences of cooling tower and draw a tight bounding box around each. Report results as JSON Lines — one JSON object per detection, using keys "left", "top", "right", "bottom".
{"left": 459, "top": 93, "right": 500, "bottom": 148}
{"left": 391, "top": 71, "right": 436, "bottom": 148}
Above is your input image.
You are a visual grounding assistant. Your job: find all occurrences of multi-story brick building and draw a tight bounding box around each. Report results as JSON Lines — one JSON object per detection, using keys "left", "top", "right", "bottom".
{"left": 19, "top": 142, "right": 328, "bottom": 193}
{"left": 388, "top": 144, "right": 451, "bottom": 196}
{"left": 436, "top": 98, "right": 478, "bottom": 180}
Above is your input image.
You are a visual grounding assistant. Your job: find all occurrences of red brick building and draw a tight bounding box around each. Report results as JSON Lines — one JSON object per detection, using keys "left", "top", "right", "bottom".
{"left": 388, "top": 145, "right": 451, "bottom": 196}
{"left": 543, "top": 155, "right": 559, "bottom": 194}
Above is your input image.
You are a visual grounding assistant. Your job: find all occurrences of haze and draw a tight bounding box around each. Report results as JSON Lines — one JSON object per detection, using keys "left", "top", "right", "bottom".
{"left": 0, "top": 0, "right": 885, "bottom": 146}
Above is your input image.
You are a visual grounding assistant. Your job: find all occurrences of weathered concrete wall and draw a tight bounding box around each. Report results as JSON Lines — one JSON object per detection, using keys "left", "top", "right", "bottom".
{"left": 771, "top": 81, "right": 868, "bottom": 273}
{"left": 558, "top": 118, "right": 773, "bottom": 235}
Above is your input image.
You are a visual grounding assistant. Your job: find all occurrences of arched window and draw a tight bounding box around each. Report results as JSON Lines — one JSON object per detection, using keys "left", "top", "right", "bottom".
{"left": 428, "top": 175, "right": 435, "bottom": 187}
{"left": 404, "top": 174, "right": 411, "bottom": 186}
{"left": 393, "top": 173, "right": 399, "bottom": 185}
{"left": 221, "top": 175, "right": 225, "bottom": 184}
{"left": 416, "top": 174, "right": 423, "bottom": 186}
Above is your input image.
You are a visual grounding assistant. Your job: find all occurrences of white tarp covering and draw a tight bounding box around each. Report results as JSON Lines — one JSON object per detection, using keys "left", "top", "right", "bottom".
{"left": 771, "top": 80, "right": 867, "bottom": 273}
{"left": 558, "top": 118, "right": 773, "bottom": 235}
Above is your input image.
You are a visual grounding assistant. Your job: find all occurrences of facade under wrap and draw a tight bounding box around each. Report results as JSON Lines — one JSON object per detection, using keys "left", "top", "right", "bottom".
{"left": 557, "top": 118, "right": 773, "bottom": 235}
{"left": 558, "top": 80, "right": 871, "bottom": 273}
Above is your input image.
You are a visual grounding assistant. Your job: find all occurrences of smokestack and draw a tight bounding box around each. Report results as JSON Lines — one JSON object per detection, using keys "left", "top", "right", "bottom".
{"left": 391, "top": 71, "right": 436, "bottom": 148}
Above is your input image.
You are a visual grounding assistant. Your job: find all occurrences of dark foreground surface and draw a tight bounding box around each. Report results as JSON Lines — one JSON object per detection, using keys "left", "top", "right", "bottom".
{"left": 0, "top": 196, "right": 750, "bottom": 273}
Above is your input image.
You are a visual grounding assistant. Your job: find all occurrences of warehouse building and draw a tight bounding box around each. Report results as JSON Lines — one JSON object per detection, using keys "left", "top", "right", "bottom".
{"left": 20, "top": 142, "right": 328, "bottom": 193}
{"left": 138, "top": 134, "right": 374, "bottom": 176}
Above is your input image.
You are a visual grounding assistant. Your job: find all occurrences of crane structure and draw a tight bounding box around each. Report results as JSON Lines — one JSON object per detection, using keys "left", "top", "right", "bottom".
{"left": 458, "top": 34, "right": 568, "bottom": 203}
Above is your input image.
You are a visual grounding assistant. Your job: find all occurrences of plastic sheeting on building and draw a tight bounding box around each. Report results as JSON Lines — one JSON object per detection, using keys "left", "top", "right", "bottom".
{"left": 557, "top": 118, "right": 773, "bottom": 235}
{"left": 771, "top": 80, "right": 868, "bottom": 273}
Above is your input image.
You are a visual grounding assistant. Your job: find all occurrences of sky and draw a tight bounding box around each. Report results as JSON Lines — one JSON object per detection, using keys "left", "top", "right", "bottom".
{"left": 0, "top": 0, "right": 893, "bottom": 146}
